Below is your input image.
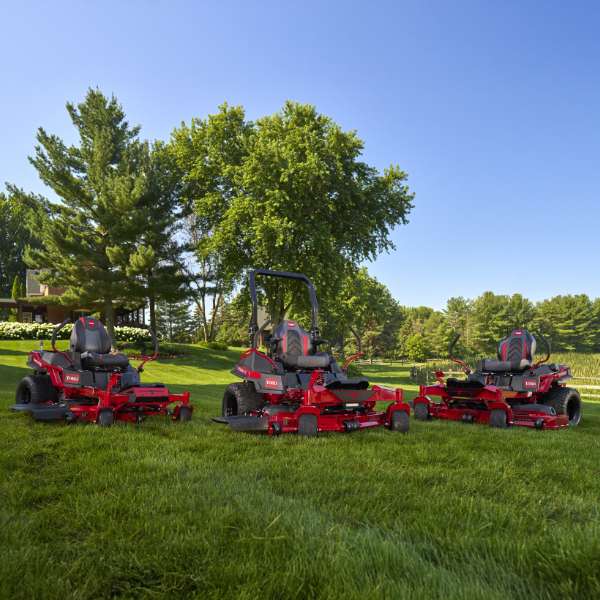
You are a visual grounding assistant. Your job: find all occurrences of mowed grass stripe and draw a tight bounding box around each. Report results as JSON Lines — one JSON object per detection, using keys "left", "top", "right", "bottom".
{"left": 0, "top": 341, "right": 599, "bottom": 599}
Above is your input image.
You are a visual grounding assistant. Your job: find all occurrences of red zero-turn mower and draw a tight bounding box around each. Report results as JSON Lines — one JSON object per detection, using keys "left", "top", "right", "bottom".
{"left": 211, "top": 269, "right": 410, "bottom": 437}
{"left": 11, "top": 317, "right": 193, "bottom": 426}
{"left": 413, "top": 329, "right": 582, "bottom": 430}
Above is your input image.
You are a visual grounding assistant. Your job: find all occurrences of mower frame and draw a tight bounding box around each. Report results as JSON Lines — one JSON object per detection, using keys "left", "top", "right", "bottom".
{"left": 414, "top": 330, "right": 572, "bottom": 430}
{"left": 213, "top": 269, "right": 410, "bottom": 436}
{"left": 11, "top": 318, "right": 192, "bottom": 425}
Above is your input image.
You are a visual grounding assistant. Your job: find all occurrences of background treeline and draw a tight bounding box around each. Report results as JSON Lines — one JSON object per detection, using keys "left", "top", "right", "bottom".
{"left": 213, "top": 275, "right": 600, "bottom": 361}
{"left": 2, "top": 88, "right": 597, "bottom": 359}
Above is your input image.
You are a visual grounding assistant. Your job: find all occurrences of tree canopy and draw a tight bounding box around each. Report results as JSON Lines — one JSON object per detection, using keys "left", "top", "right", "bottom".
{"left": 169, "top": 101, "right": 415, "bottom": 328}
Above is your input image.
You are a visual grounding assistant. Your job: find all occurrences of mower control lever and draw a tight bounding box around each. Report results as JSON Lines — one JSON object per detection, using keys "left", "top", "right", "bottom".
{"left": 449, "top": 334, "right": 471, "bottom": 374}
{"left": 529, "top": 329, "right": 551, "bottom": 373}
{"left": 138, "top": 327, "right": 159, "bottom": 372}
{"left": 51, "top": 318, "right": 75, "bottom": 367}
{"left": 254, "top": 320, "right": 272, "bottom": 349}
{"left": 342, "top": 325, "right": 362, "bottom": 371}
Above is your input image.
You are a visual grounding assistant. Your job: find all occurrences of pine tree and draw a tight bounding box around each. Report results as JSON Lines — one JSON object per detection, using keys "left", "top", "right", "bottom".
{"left": 10, "top": 89, "right": 160, "bottom": 350}
{"left": 156, "top": 300, "right": 193, "bottom": 343}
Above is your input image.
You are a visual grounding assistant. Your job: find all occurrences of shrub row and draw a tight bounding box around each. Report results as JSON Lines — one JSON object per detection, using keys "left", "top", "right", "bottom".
{"left": 196, "top": 340, "right": 228, "bottom": 350}
{"left": 0, "top": 322, "right": 151, "bottom": 342}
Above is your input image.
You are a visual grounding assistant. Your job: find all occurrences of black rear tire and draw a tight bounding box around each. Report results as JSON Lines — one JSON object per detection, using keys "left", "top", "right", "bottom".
{"left": 490, "top": 409, "right": 508, "bottom": 429}
{"left": 542, "top": 387, "right": 582, "bottom": 426}
{"left": 176, "top": 405, "right": 192, "bottom": 421}
{"left": 298, "top": 413, "right": 318, "bottom": 438}
{"left": 413, "top": 402, "right": 429, "bottom": 421}
{"left": 15, "top": 374, "right": 58, "bottom": 405}
{"left": 389, "top": 410, "right": 409, "bottom": 433}
{"left": 222, "top": 382, "right": 265, "bottom": 417}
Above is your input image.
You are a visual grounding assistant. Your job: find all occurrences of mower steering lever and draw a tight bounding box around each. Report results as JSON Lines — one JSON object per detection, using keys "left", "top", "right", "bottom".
{"left": 529, "top": 329, "right": 551, "bottom": 373}
{"left": 449, "top": 334, "right": 471, "bottom": 374}
{"left": 51, "top": 318, "right": 75, "bottom": 367}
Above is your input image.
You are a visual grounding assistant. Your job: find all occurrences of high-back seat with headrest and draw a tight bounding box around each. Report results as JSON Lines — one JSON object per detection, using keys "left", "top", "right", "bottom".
{"left": 271, "top": 321, "right": 330, "bottom": 370}
{"left": 70, "top": 317, "right": 130, "bottom": 369}
{"left": 477, "top": 329, "right": 536, "bottom": 374}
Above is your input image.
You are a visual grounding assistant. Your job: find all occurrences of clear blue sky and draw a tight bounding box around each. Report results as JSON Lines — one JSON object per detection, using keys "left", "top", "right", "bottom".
{"left": 2, "top": 0, "right": 598, "bottom": 310}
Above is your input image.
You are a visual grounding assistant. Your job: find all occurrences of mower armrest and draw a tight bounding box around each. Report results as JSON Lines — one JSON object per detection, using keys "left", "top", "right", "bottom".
{"left": 313, "top": 339, "right": 328, "bottom": 346}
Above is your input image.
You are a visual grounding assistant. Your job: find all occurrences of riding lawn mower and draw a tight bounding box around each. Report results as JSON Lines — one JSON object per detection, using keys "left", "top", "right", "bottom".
{"left": 11, "top": 317, "right": 193, "bottom": 426}
{"left": 413, "top": 329, "right": 581, "bottom": 429}
{"left": 212, "top": 269, "right": 411, "bottom": 437}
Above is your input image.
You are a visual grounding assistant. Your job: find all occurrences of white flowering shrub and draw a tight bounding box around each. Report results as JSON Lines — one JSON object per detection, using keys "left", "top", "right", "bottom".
{"left": 0, "top": 322, "right": 151, "bottom": 342}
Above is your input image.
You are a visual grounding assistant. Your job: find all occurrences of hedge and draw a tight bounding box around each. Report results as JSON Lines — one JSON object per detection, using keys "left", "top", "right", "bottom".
{"left": 0, "top": 322, "right": 151, "bottom": 343}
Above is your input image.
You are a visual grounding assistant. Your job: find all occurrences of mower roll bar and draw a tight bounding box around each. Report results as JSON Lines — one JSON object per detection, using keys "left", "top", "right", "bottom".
{"left": 449, "top": 334, "right": 471, "bottom": 373}
{"left": 248, "top": 269, "right": 319, "bottom": 349}
{"left": 51, "top": 318, "right": 75, "bottom": 366}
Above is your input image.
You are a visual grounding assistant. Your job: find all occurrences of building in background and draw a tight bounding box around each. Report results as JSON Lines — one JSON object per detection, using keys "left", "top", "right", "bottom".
{"left": 0, "top": 270, "right": 145, "bottom": 326}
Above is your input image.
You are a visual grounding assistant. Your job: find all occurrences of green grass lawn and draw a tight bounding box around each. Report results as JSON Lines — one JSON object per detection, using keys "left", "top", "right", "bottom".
{"left": 1, "top": 341, "right": 599, "bottom": 599}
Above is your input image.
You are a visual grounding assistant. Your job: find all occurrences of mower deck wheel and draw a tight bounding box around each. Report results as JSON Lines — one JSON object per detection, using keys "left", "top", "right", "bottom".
{"left": 489, "top": 409, "right": 508, "bottom": 429}
{"left": 389, "top": 410, "right": 409, "bottom": 433}
{"left": 135, "top": 413, "right": 146, "bottom": 424}
{"left": 542, "top": 387, "right": 582, "bottom": 426}
{"left": 413, "top": 402, "right": 429, "bottom": 421}
{"left": 164, "top": 407, "right": 174, "bottom": 416}
{"left": 15, "top": 375, "right": 58, "bottom": 405}
{"left": 176, "top": 406, "right": 192, "bottom": 422}
{"left": 97, "top": 409, "right": 114, "bottom": 427}
{"left": 222, "top": 382, "right": 265, "bottom": 417}
{"left": 298, "top": 413, "right": 318, "bottom": 438}
{"left": 64, "top": 411, "right": 77, "bottom": 424}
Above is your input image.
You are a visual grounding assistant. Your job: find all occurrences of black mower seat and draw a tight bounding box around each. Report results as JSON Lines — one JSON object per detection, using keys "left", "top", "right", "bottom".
{"left": 281, "top": 353, "right": 331, "bottom": 369}
{"left": 477, "top": 358, "right": 532, "bottom": 373}
{"left": 70, "top": 317, "right": 130, "bottom": 369}
{"left": 81, "top": 351, "right": 129, "bottom": 367}
{"left": 476, "top": 329, "right": 535, "bottom": 374}
{"left": 272, "top": 320, "right": 331, "bottom": 371}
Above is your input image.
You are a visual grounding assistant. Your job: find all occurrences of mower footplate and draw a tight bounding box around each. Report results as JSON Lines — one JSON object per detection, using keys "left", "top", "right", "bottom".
{"left": 11, "top": 403, "right": 72, "bottom": 420}
{"left": 211, "top": 415, "right": 269, "bottom": 431}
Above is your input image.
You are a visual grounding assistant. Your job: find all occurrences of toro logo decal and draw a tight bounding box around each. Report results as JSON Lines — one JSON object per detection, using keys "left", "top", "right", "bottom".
{"left": 287, "top": 322, "right": 296, "bottom": 327}
{"left": 65, "top": 373, "right": 80, "bottom": 384}
{"left": 515, "top": 331, "right": 522, "bottom": 335}
{"left": 265, "top": 378, "right": 279, "bottom": 389}
{"left": 33, "top": 356, "right": 44, "bottom": 368}
{"left": 524, "top": 380, "right": 537, "bottom": 387}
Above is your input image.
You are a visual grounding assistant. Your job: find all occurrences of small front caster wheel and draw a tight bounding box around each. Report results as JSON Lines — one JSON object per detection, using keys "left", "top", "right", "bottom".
{"left": 164, "top": 407, "right": 174, "bottom": 416}
{"left": 271, "top": 422, "right": 283, "bottom": 436}
{"left": 97, "top": 409, "right": 114, "bottom": 427}
{"left": 389, "top": 410, "right": 409, "bottom": 433}
{"left": 176, "top": 406, "right": 192, "bottom": 422}
{"left": 64, "top": 411, "right": 77, "bottom": 425}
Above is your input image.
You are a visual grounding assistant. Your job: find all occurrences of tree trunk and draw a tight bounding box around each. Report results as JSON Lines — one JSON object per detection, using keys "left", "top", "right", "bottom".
{"left": 149, "top": 293, "right": 156, "bottom": 333}
{"left": 104, "top": 296, "right": 117, "bottom": 351}
{"left": 209, "top": 292, "right": 222, "bottom": 342}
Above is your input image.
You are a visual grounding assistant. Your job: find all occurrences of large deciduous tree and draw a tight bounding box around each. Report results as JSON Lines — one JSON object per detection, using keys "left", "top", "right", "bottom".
{"left": 172, "top": 101, "right": 415, "bottom": 328}
{"left": 9, "top": 89, "right": 162, "bottom": 350}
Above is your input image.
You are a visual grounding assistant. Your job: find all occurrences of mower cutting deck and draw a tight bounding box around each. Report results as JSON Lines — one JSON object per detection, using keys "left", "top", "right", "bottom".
{"left": 11, "top": 317, "right": 192, "bottom": 426}
{"left": 413, "top": 329, "right": 581, "bottom": 430}
{"left": 212, "top": 269, "right": 410, "bottom": 437}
